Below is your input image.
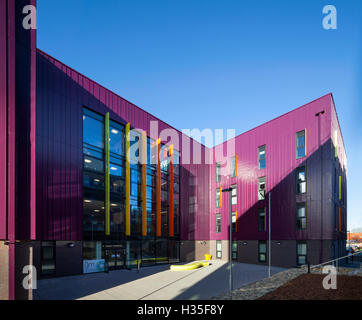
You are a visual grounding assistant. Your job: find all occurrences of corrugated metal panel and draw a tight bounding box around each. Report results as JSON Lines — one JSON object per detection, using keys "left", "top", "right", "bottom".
{"left": 36, "top": 49, "right": 211, "bottom": 241}
{"left": 0, "top": 0, "right": 7, "bottom": 240}
{"left": 209, "top": 94, "right": 335, "bottom": 241}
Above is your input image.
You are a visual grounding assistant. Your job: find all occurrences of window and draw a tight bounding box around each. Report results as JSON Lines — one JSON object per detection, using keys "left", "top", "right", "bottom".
{"left": 216, "top": 163, "right": 221, "bottom": 182}
{"left": 216, "top": 188, "right": 221, "bottom": 208}
{"left": 296, "top": 202, "right": 307, "bottom": 230}
{"left": 41, "top": 241, "right": 56, "bottom": 276}
{"left": 258, "top": 145, "right": 266, "bottom": 169}
{"left": 230, "top": 156, "right": 237, "bottom": 178}
{"left": 258, "top": 208, "right": 266, "bottom": 232}
{"left": 109, "top": 121, "right": 124, "bottom": 156}
{"left": 83, "top": 241, "right": 103, "bottom": 260}
{"left": 258, "top": 241, "right": 266, "bottom": 263}
{"left": 339, "top": 175, "right": 342, "bottom": 200}
{"left": 232, "top": 211, "right": 237, "bottom": 233}
{"left": 297, "top": 242, "right": 307, "bottom": 265}
{"left": 83, "top": 109, "right": 104, "bottom": 149}
{"left": 296, "top": 130, "right": 306, "bottom": 159}
{"left": 232, "top": 241, "right": 237, "bottom": 260}
{"left": 216, "top": 241, "right": 222, "bottom": 259}
{"left": 83, "top": 109, "right": 105, "bottom": 238}
{"left": 216, "top": 214, "right": 221, "bottom": 233}
{"left": 296, "top": 166, "right": 306, "bottom": 194}
{"left": 339, "top": 207, "right": 342, "bottom": 232}
{"left": 258, "top": 177, "right": 266, "bottom": 200}
{"left": 231, "top": 184, "right": 237, "bottom": 205}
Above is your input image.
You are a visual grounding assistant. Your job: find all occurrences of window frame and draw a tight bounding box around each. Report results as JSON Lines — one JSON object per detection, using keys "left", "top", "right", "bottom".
{"left": 258, "top": 240, "right": 267, "bottom": 263}
{"left": 40, "top": 241, "right": 56, "bottom": 276}
{"left": 231, "top": 184, "right": 237, "bottom": 205}
{"left": 258, "top": 177, "right": 266, "bottom": 200}
{"left": 216, "top": 163, "right": 221, "bottom": 182}
{"left": 232, "top": 211, "right": 237, "bottom": 233}
{"left": 258, "top": 207, "right": 266, "bottom": 232}
{"left": 296, "top": 202, "right": 307, "bottom": 230}
{"left": 230, "top": 156, "right": 237, "bottom": 178}
{"left": 297, "top": 242, "right": 307, "bottom": 266}
{"left": 216, "top": 213, "right": 221, "bottom": 233}
{"left": 216, "top": 188, "right": 221, "bottom": 208}
{"left": 258, "top": 145, "right": 266, "bottom": 170}
{"left": 216, "top": 240, "right": 222, "bottom": 259}
{"left": 232, "top": 241, "right": 238, "bottom": 261}
{"left": 296, "top": 130, "right": 306, "bottom": 159}
{"left": 296, "top": 166, "right": 307, "bottom": 194}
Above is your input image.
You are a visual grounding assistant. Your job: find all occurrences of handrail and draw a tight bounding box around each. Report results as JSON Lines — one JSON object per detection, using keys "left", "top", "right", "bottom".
{"left": 309, "top": 250, "right": 362, "bottom": 269}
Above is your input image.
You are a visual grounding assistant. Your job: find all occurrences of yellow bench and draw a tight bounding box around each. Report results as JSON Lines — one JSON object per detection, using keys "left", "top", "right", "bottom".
{"left": 170, "top": 261, "right": 210, "bottom": 271}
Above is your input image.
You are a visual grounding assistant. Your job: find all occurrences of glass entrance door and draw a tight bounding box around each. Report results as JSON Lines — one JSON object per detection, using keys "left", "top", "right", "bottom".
{"left": 105, "top": 247, "right": 126, "bottom": 270}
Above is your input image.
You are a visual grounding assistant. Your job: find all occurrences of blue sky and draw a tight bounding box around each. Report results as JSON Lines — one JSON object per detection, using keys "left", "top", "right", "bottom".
{"left": 37, "top": 0, "right": 361, "bottom": 230}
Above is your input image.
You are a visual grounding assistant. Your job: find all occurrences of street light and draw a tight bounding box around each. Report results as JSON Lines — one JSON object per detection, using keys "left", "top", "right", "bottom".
{"left": 222, "top": 187, "right": 233, "bottom": 293}
{"left": 315, "top": 110, "right": 325, "bottom": 264}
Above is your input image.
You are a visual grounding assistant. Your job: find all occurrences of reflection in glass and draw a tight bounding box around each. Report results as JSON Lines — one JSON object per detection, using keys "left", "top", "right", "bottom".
{"left": 83, "top": 114, "right": 104, "bottom": 149}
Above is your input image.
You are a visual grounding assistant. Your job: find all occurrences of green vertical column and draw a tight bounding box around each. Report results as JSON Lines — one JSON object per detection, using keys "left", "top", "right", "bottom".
{"left": 105, "top": 112, "right": 110, "bottom": 235}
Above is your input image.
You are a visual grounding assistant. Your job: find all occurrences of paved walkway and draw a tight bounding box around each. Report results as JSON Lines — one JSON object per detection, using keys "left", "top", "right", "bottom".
{"left": 34, "top": 261, "right": 285, "bottom": 300}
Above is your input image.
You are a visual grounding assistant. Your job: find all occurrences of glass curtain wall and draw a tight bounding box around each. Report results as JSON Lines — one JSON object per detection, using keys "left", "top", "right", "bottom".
{"left": 82, "top": 108, "right": 180, "bottom": 266}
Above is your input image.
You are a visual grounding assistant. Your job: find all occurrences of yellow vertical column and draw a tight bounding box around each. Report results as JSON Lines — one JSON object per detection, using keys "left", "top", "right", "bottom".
{"left": 169, "top": 145, "right": 174, "bottom": 237}
{"left": 125, "top": 123, "right": 131, "bottom": 236}
{"left": 142, "top": 131, "right": 147, "bottom": 237}
{"left": 156, "top": 138, "right": 161, "bottom": 237}
{"left": 105, "top": 113, "right": 110, "bottom": 235}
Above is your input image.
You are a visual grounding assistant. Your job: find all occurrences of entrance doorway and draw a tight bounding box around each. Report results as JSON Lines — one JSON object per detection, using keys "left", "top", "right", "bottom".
{"left": 104, "top": 245, "right": 127, "bottom": 270}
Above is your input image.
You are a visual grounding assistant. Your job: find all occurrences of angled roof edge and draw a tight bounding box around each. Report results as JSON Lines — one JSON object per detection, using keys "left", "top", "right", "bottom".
{"left": 212, "top": 93, "right": 334, "bottom": 149}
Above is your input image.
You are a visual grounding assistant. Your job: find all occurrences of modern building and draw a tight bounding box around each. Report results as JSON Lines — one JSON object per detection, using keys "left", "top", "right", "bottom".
{"left": 0, "top": 0, "right": 347, "bottom": 300}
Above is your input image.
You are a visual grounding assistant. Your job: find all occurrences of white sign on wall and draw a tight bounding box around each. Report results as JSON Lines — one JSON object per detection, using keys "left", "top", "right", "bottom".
{"left": 83, "top": 259, "right": 105, "bottom": 274}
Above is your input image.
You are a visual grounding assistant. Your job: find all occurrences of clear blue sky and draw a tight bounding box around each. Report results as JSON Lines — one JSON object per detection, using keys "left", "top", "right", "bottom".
{"left": 37, "top": 0, "right": 361, "bottom": 230}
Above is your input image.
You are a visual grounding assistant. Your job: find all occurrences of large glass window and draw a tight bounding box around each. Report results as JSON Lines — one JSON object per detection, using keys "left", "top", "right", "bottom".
{"left": 296, "top": 130, "right": 306, "bottom": 159}
{"left": 41, "top": 241, "right": 56, "bottom": 276}
{"left": 83, "top": 194, "right": 105, "bottom": 234}
{"left": 83, "top": 110, "right": 104, "bottom": 149}
{"left": 83, "top": 241, "right": 103, "bottom": 260}
{"left": 109, "top": 121, "right": 124, "bottom": 156}
{"left": 296, "top": 166, "right": 306, "bottom": 194}
{"left": 258, "top": 241, "right": 266, "bottom": 263}
{"left": 110, "top": 163, "right": 124, "bottom": 194}
{"left": 258, "top": 145, "right": 266, "bottom": 169}
{"left": 296, "top": 202, "right": 307, "bottom": 230}
{"left": 83, "top": 109, "right": 105, "bottom": 239}
{"left": 297, "top": 242, "right": 307, "bottom": 265}
{"left": 155, "top": 239, "right": 168, "bottom": 264}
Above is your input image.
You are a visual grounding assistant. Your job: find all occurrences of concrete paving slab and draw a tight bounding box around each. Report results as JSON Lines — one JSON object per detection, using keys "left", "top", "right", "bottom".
{"left": 34, "top": 261, "right": 286, "bottom": 300}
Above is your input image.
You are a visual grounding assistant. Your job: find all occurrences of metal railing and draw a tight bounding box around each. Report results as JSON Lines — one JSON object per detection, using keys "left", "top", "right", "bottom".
{"left": 307, "top": 250, "right": 362, "bottom": 273}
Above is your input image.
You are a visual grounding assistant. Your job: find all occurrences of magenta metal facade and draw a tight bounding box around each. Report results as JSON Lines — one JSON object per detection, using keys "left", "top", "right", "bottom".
{"left": 0, "top": 0, "right": 37, "bottom": 300}
{"left": 1, "top": 0, "right": 347, "bottom": 247}
{"left": 210, "top": 94, "right": 347, "bottom": 242}
{"left": 36, "top": 49, "right": 211, "bottom": 241}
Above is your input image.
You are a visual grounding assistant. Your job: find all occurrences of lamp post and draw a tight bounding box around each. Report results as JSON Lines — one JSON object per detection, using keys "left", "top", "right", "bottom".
{"left": 315, "top": 110, "right": 325, "bottom": 264}
{"left": 222, "top": 187, "right": 233, "bottom": 293}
